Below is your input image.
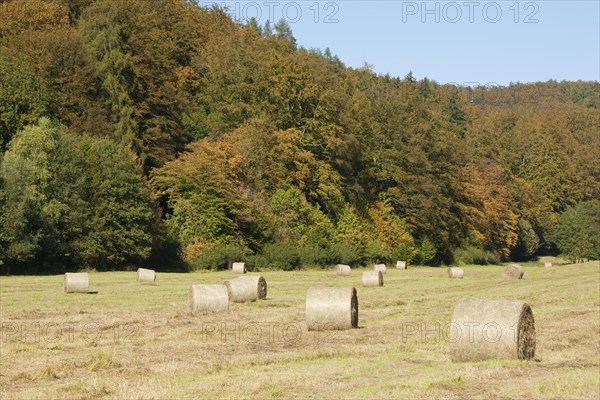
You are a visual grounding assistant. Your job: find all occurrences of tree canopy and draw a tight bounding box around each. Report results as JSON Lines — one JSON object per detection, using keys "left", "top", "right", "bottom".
{"left": 1, "top": 0, "right": 598, "bottom": 273}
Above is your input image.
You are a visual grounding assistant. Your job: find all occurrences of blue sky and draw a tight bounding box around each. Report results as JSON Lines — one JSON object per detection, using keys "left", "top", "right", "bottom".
{"left": 204, "top": 1, "right": 600, "bottom": 85}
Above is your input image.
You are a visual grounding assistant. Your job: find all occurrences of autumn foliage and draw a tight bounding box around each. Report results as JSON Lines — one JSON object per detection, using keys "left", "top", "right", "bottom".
{"left": 1, "top": 0, "right": 598, "bottom": 273}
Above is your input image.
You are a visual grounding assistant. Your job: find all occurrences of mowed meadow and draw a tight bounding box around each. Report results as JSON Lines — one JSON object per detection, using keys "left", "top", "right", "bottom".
{"left": 1, "top": 261, "right": 599, "bottom": 399}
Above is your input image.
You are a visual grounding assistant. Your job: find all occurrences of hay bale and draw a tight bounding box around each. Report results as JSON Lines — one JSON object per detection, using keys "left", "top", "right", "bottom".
{"left": 544, "top": 262, "right": 552, "bottom": 268}
{"left": 504, "top": 264, "right": 524, "bottom": 280}
{"left": 447, "top": 267, "right": 464, "bottom": 279}
{"left": 189, "top": 284, "right": 229, "bottom": 314}
{"left": 450, "top": 297, "right": 536, "bottom": 362}
{"left": 136, "top": 268, "right": 156, "bottom": 282}
{"left": 334, "top": 264, "right": 351, "bottom": 276}
{"left": 232, "top": 262, "right": 246, "bottom": 274}
{"left": 362, "top": 270, "right": 383, "bottom": 287}
{"left": 306, "top": 287, "right": 358, "bottom": 331}
{"left": 63, "top": 273, "right": 89, "bottom": 293}
{"left": 396, "top": 261, "right": 408, "bottom": 269}
{"left": 374, "top": 263, "right": 387, "bottom": 274}
{"left": 224, "top": 276, "right": 267, "bottom": 302}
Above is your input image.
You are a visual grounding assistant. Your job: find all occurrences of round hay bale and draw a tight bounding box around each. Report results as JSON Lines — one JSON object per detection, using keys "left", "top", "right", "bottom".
{"left": 447, "top": 267, "right": 464, "bottom": 279}
{"left": 224, "top": 276, "right": 267, "bottom": 302}
{"left": 306, "top": 287, "right": 358, "bottom": 331}
{"left": 362, "top": 270, "right": 383, "bottom": 287}
{"left": 232, "top": 262, "right": 246, "bottom": 274}
{"left": 374, "top": 263, "right": 387, "bottom": 274}
{"left": 189, "top": 284, "right": 229, "bottom": 314}
{"left": 504, "top": 264, "right": 524, "bottom": 280}
{"left": 396, "top": 261, "right": 408, "bottom": 269}
{"left": 450, "top": 297, "right": 536, "bottom": 362}
{"left": 544, "top": 262, "right": 552, "bottom": 268}
{"left": 63, "top": 273, "right": 89, "bottom": 293}
{"left": 334, "top": 264, "right": 351, "bottom": 276}
{"left": 136, "top": 268, "right": 156, "bottom": 282}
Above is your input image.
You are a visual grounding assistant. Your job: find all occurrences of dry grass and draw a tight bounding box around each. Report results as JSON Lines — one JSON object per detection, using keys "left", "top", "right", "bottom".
{"left": 1, "top": 261, "right": 599, "bottom": 399}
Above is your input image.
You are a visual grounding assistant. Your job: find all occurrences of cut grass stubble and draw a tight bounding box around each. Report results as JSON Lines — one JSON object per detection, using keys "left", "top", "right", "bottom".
{"left": 0, "top": 262, "right": 599, "bottom": 399}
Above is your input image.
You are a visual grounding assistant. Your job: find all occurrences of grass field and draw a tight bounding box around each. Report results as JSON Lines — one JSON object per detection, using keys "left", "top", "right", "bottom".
{"left": 1, "top": 261, "right": 599, "bottom": 399}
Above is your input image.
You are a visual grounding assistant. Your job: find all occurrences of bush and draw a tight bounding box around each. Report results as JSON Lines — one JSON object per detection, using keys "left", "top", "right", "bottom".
{"left": 189, "top": 243, "right": 246, "bottom": 271}
{"left": 252, "top": 241, "right": 300, "bottom": 271}
{"left": 453, "top": 246, "right": 499, "bottom": 265}
{"left": 298, "top": 243, "right": 332, "bottom": 268}
{"left": 329, "top": 241, "right": 359, "bottom": 266}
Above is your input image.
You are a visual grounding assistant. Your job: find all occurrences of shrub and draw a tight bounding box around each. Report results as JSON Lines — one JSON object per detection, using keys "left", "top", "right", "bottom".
{"left": 298, "top": 243, "right": 332, "bottom": 268}
{"left": 253, "top": 241, "right": 300, "bottom": 271}
{"left": 329, "top": 241, "right": 359, "bottom": 266}
{"left": 453, "top": 246, "right": 499, "bottom": 265}
{"left": 189, "top": 243, "right": 246, "bottom": 271}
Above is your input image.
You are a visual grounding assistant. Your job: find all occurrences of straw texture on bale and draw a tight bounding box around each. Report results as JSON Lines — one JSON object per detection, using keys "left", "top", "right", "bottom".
{"left": 189, "top": 284, "right": 229, "bottom": 314}
{"left": 306, "top": 287, "right": 358, "bottom": 331}
{"left": 396, "top": 261, "right": 408, "bottom": 269}
{"left": 450, "top": 297, "right": 536, "bottom": 362}
{"left": 447, "top": 267, "right": 464, "bottom": 279}
{"left": 544, "top": 262, "right": 553, "bottom": 268}
{"left": 504, "top": 264, "right": 524, "bottom": 280}
{"left": 334, "top": 264, "right": 351, "bottom": 276}
{"left": 224, "top": 276, "right": 267, "bottom": 302}
{"left": 362, "top": 270, "right": 384, "bottom": 287}
{"left": 63, "top": 273, "right": 89, "bottom": 293}
{"left": 374, "top": 264, "right": 387, "bottom": 274}
{"left": 136, "top": 268, "right": 156, "bottom": 282}
{"left": 232, "top": 262, "right": 246, "bottom": 274}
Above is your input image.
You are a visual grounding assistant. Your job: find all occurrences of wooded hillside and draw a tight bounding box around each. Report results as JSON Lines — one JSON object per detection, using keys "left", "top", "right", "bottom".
{"left": 1, "top": 0, "right": 598, "bottom": 273}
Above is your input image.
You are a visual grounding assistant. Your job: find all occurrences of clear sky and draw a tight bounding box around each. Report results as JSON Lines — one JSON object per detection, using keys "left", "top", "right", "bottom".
{"left": 202, "top": 0, "right": 600, "bottom": 85}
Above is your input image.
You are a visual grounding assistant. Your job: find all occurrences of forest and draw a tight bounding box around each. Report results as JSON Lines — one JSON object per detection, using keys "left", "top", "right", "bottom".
{"left": 1, "top": 0, "right": 599, "bottom": 274}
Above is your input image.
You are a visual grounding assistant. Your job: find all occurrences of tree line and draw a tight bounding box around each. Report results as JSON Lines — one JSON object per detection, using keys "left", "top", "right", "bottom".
{"left": 1, "top": 0, "right": 598, "bottom": 274}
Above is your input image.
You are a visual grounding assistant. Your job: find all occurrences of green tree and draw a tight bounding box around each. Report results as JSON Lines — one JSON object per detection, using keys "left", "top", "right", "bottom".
{"left": 274, "top": 19, "right": 296, "bottom": 47}
{"left": 416, "top": 237, "right": 437, "bottom": 265}
{"left": 79, "top": 0, "right": 139, "bottom": 151}
{"left": 77, "top": 137, "right": 154, "bottom": 268}
{"left": 0, "top": 119, "right": 154, "bottom": 273}
{"left": 0, "top": 54, "right": 50, "bottom": 151}
{"left": 334, "top": 205, "right": 369, "bottom": 263}
{"left": 557, "top": 201, "right": 600, "bottom": 262}
{"left": 512, "top": 219, "right": 541, "bottom": 261}
{"left": 270, "top": 187, "right": 310, "bottom": 241}
{"left": 0, "top": 119, "right": 87, "bottom": 273}
{"left": 443, "top": 91, "right": 468, "bottom": 139}
{"left": 79, "top": 0, "right": 202, "bottom": 169}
